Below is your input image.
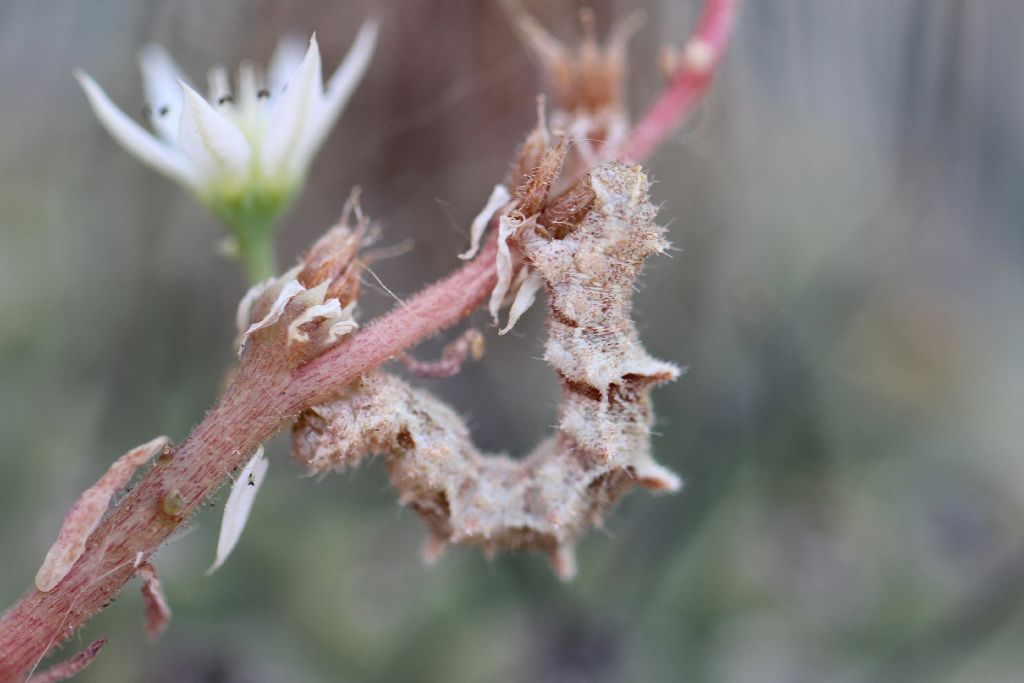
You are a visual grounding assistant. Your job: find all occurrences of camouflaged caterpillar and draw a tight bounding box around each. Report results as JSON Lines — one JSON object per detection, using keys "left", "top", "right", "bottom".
{"left": 292, "top": 161, "right": 681, "bottom": 580}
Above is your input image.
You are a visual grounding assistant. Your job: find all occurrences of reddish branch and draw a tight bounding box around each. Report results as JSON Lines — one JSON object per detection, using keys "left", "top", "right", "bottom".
{"left": 0, "top": 237, "right": 499, "bottom": 680}
{"left": 0, "top": 1, "right": 736, "bottom": 678}
{"left": 619, "top": 0, "right": 737, "bottom": 162}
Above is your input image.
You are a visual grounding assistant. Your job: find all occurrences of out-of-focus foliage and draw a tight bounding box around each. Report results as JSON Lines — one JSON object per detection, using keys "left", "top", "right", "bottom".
{"left": 2, "top": 1, "right": 1023, "bottom": 681}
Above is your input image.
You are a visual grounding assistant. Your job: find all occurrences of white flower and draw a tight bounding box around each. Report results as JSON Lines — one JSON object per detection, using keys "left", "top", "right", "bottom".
{"left": 75, "top": 22, "right": 378, "bottom": 223}
{"left": 208, "top": 446, "right": 268, "bottom": 575}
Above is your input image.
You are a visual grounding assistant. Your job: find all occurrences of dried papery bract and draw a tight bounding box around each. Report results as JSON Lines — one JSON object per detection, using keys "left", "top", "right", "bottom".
{"left": 399, "top": 328, "right": 485, "bottom": 379}
{"left": 137, "top": 562, "right": 172, "bottom": 641}
{"left": 25, "top": 639, "right": 107, "bottom": 683}
{"left": 293, "top": 163, "right": 679, "bottom": 579}
{"left": 35, "top": 436, "right": 170, "bottom": 592}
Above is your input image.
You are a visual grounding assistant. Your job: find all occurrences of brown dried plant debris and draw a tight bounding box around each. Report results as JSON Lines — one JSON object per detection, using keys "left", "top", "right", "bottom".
{"left": 487, "top": 118, "right": 596, "bottom": 333}
{"left": 25, "top": 639, "right": 106, "bottom": 683}
{"left": 235, "top": 201, "right": 373, "bottom": 365}
{"left": 511, "top": 6, "right": 644, "bottom": 168}
{"left": 514, "top": 7, "right": 641, "bottom": 116}
{"left": 398, "top": 328, "right": 485, "bottom": 380}
{"left": 137, "top": 562, "right": 172, "bottom": 641}
{"left": 293, "top": 163, "right": 680, "bottom": 580}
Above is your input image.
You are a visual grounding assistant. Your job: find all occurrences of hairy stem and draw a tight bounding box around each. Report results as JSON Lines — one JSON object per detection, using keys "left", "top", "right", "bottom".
{"left": 0, "top": 1, "right": 737, "bottom": 676}
{"left": 0, "top": 240, "right": 497, "bottom": 680}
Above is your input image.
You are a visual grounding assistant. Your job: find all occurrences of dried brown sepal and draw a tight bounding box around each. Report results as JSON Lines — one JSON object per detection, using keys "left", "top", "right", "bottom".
{"left": 515, "top": 136, "right": 567, "bottom": 218}
{"left": 507, "top": 97, "right": 551, "bottom": 193}
{"left": 35, "top": 436, "right": 171, "bottom": 592}
{"left": 136, "top": 562, "right": 171, "bottom": 641}
{"left": 293, "top": 163, "right": 680, "bottom": 580}
{"left": 26, "top": 639, "right": 107, "bottom": 683}
{"left": 538, "top": 178, "right": 597, "bottom": 239}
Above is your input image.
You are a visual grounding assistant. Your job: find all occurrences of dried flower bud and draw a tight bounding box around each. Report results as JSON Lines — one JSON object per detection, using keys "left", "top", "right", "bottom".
{"left": 515, "top": 9, "right": 641, "bottom": 116}
{"left": 297, "top": 191, "right": 373, "bottom": 305}
{"left": 491, "top": 128, "right": 595, "bottom": 332}
{"left": 235, "top": 201, "right": 372, "bottom": 361}
{"left": 513, "top": 8, "right": 643, "bottom": 166}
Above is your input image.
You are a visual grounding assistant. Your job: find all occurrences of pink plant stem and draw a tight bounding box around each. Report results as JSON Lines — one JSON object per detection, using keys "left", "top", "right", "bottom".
{"left": 0, "top": 1, "right": 737, "bottom": 677}
{"left": 0, "top": 243, "right": 497, "bottom": 680}
{"left": 619, "top": 0, "right": 738, "bottom": 163}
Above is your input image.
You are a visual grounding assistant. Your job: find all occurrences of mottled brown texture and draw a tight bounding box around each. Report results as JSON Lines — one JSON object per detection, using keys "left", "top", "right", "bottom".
{"left": 293, "top": 163, "right": 680, "bottom": 580}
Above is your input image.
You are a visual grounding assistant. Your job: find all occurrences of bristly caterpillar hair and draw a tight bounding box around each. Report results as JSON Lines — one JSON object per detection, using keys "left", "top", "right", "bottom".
{"left": 291, "top": 162, "right": 681, "bottom": 580}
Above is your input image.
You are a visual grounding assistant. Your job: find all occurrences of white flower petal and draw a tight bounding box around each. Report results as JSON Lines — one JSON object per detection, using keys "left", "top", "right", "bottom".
{"left": 499, "top": 270, "right": 543, "bottom": 335}
{"left": 294, "top": 278, "right": 329, "bottom": 307}
{"left": 261, "top": 34, "right": 324, "bottom": 181}
{"left": 238, "top": 277, "right": 305, "bottom": 355}
{"left": 326, "top": 20, "right": 379, "bottom": 100}
{"left": 287, "top": 298, "right": 342, "bottom": 344}
{"left": 177, "top": 80, "right": 252, "bottom": 182}
{"left": 328, "top": 318, "right": 359, "bottom": 343}
{"left": 235, "top": 277, "right": 276, "bottom": 337}
{"left": 207, "top": 446, "right": 268, "bottom": 575}
{"left": 75, "top": 70, "right": 197, "bottom": 189}
{"left": 267, "top": 35, "right": 307, "bottom": 95}
{"left": 137, "top": 44, "right": 189, "bottom": 143}
{"left": 236, "top": 62, "right": 263, "bottom": 121}
{"left": 206, "top": 66, "right": 231, "bottom": 105}
{"left": 291, "top": 20, "right": 379, "bottom": 177}
{"left": 488, "top": 212, "right": 525, "bottom": 323}
{"left": 460, "top": 184, "right": 511, "bottom": 260}
{"left": 328, "top": 301, "right": 359, "bottom": 342}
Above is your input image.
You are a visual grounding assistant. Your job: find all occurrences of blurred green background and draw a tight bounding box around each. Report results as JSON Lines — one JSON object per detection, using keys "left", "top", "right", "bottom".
{"left": 3, "top": 1, "right": 1024, "bottom": 681}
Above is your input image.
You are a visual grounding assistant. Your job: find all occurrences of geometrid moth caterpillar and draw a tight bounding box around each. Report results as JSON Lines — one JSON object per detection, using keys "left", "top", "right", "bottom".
{"left": 292, "top": 160, "right": 681, "bottom": 580}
